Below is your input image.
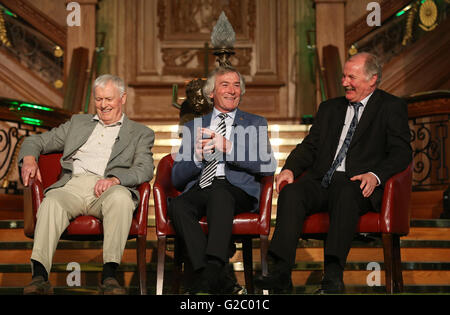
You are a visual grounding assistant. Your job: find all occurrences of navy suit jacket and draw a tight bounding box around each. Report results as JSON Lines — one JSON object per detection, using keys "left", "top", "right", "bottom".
{"left": 172, "top": 108, "right": 277, "bottom": 211}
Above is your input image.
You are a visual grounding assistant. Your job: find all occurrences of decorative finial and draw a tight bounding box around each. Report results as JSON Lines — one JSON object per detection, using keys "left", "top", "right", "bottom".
{"left": 211, "top": 12, "right": 235, "bottom": 67}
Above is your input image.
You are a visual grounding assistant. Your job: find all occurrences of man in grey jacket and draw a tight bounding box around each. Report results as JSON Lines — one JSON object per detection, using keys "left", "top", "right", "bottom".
{"left": 19, "top": 74, "right": 154, "bottom": 295}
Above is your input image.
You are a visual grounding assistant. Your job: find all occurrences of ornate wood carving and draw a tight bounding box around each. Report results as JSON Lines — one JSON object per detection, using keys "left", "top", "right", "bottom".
{"left": 156, "top": 0, "right": 255, "bottom": 79}
{"left": 157, "top": 0, "right": 255, "bottom": 41}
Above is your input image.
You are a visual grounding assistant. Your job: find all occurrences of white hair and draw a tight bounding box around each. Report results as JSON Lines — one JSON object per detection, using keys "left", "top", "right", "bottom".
{"left": 202, "top": 67, "right": 246, "bottom": 105}
{"left": 93, "top": 74, "right": 126, "bottom": 97}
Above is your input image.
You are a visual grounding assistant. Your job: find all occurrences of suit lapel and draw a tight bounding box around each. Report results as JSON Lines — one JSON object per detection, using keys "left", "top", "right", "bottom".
{"left": 350, "top": 89, "right": 381, "bottom": 148}
{"left": 202, "top": 112, "right": 213, "bottom": 128}
{"left": 232, "top": 108, "right": 247, "bottom": 128}
{"left": 63, "top": 116, "right": 97, "bottom": 159}
{"left": 108, "top": 115, "right": 132, "bottom": 163}
{"left": 328, "top": 98, "right": 348, "bottom": 156}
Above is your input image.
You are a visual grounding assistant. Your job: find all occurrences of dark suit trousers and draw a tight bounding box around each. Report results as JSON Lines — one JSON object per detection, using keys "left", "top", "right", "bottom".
{"left": 269, "top": 172, "right": 373, "bottom": 269}
{"left": 168, "top": 178, "right": 255, "bottom": 271}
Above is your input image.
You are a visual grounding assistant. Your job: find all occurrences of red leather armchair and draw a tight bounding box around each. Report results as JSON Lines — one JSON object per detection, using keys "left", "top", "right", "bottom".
{"left": 23, "top": 153, "right": 150, "bottom": 295}
{"left": 153, "top": 153, "right": 274, "bottom": 295}
{"left": 280, "top": 163, "right": 412, "bottom": 293}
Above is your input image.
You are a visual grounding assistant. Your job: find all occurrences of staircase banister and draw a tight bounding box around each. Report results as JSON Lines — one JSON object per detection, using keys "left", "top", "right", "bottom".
{"left": 345, "top": 0, "right": 411, "bottom": 47}
{"left": 1, "top": 0, "right": 66, "bottom": 48}
{"left": 405, "top": 90, "right": 450, "bottom": 119}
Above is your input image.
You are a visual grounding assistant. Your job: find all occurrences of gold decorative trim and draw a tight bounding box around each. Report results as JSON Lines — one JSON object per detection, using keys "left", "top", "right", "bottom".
{"left": 419, "top": 0, "right": 438, "bottom": 31}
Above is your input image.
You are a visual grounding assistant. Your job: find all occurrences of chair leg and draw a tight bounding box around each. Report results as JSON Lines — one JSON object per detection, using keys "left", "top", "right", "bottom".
{"left": 260, "top": 234, "right": 269, "bottom": 277}
{"left": 136, "top": 235, "right": 147, "bottom": 295}
{"left": 172, "top": 236, "right": 183, "bottom": 294}
{"left": 382, "top": 233, "right": 403, "bottom": 294}
{"left": 242, "top": 237, "right": 254, "bottom": 294}
{"left": 156, "top": 236, "right": 166, "bottom": 295}
{"left": 392, "top": 234, "right": 404, "bottom": 292}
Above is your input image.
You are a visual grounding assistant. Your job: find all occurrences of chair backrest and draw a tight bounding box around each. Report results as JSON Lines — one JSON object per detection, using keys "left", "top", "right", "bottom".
{"left": 37, "top": 153, "right": 63, "bottom": 190}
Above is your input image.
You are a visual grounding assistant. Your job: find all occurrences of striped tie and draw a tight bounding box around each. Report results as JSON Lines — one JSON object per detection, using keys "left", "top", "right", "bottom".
{"left": 199, "top": 113, "right": 228, "bottom": 189}
{"left": 321, "top": 102, "right": 363, "bottom": 188}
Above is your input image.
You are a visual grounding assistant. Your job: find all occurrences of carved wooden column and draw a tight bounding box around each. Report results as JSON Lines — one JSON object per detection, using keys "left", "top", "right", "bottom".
{"left": 314, "top": 0, "right": 346, "bottom": 66}
{"left": 65, "top": 0, "right": 97, "bottom": 79}
{"left": 314, "top": 0, "right": 346, "bottom": 106}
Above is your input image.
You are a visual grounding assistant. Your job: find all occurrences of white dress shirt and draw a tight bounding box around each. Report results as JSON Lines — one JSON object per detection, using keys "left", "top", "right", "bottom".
{"left": 195, "top": 108, "right": 236, "bottom": 176}
{"left": 72, "top": 114, "right": 124, "bottom": 176}
{"left": 333, "top": 93, "right": 380, "bottom": 184}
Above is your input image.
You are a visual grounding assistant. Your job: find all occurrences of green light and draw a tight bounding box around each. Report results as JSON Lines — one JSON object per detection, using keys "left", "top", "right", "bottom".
{"left": 18, "top": 103, "right": 54, "bottom": 111}
{"left": 0, "top": 5, "right": 17, "bottom": 17}
{"left": 4, "top": 9, "right": 15, "bottom": 17}
{"left": 21, "top": 117, "right": 43, "bottom": 126}
{"left": 396, "top": 4, "right": 412, "bottom": 17}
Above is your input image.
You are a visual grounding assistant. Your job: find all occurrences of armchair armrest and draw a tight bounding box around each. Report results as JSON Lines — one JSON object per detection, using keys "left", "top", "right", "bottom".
{"left": 258, "top": 176, "right": 274, "bottom": 235}
{"left": 23, "top": 178, "right": 44, "bottom": 238}
{"left": 380, "top": 163, "right": 412, "bottom": 235}
{"left": 136, "top": 182, "right": 151, "bottom": 236}
{"left": 153, "top": 154, "right": 180, "bottom": 237}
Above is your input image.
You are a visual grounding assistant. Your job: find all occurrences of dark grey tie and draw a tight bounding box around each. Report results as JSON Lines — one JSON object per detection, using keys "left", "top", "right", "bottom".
{"left": 199, "top": 113, "right": 228, "bottom": 189}
{"left": 321, "top": 102, "right": 363, "bottom": 188}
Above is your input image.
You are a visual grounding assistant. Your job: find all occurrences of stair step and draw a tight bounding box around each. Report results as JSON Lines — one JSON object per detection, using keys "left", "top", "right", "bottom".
{"left": 1, "top": 262, "right": 449, "bottom": 289}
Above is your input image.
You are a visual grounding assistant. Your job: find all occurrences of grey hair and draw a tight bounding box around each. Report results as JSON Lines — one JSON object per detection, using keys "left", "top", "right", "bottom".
{"left": 349, "top": 52, "right": 382, "bottom": 86}
{"left": 93, "top": 74, "right": 126, "bottom": 97}
{"left": 202, "top": 67, "right": 246, "bottom": 105}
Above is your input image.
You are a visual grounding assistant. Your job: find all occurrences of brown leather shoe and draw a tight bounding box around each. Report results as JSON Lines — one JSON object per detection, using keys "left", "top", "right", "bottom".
{"left": 98, "top": 277, "right": 127, "bottom": 295}
{"left": 23, "top": 276, "right": 54, "bottom": 295}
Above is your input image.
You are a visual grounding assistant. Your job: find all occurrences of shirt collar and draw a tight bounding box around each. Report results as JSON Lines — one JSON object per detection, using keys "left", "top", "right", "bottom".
{"left": 93, "top": 113, "right": 124, "bottom": 126}
{"left": 212, "top": 107, "right": 236, "bottom": 121}
{"left": 351, "top": 92, "right": 373, "bottom": 108}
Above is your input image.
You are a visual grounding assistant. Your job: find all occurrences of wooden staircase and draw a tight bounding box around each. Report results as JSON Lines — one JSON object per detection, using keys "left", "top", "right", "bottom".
{"left": 0, "top": 122, "right": 449, "bottom": 294}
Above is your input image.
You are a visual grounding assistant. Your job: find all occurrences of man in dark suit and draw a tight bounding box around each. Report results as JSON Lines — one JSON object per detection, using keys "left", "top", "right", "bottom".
{"left": 168, "top": 67, "right": 276, "bottom": 294}
{"left": 256, "top": 52, "right": 412, "bottom": 293}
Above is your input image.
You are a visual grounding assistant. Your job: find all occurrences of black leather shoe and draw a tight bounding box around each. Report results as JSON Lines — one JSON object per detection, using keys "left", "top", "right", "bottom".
{"left": 314, "top": 278, "right": 345, "bottom": 294}
{"left": 254, "top": 270, "right": 293, "bottom": 293}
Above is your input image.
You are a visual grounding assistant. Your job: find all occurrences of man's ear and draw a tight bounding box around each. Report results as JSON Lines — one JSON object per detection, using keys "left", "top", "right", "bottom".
{"left": 369, "top": 74, "right": 377, "bottom": 87}
{"left": 121, "top": 92, "right": 127, "bottom": 105}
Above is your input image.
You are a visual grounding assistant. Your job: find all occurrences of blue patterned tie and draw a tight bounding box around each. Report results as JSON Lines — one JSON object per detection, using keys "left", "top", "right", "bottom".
{"left": 199, "top": 113, "right": 228, "bottom": 189}
{"left": 321, "top": 102, "right": 363, "bottom": 188}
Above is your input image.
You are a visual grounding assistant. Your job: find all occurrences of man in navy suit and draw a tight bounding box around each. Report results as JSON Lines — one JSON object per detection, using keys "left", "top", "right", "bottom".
{"left": 169, "top": 67, "right": 276, "bottom": 294}
{"left": 256, "top": 52, "right": 412, "bottom": 293}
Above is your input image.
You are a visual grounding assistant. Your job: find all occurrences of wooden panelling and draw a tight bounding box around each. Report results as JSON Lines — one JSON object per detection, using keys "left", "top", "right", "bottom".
{"left": 99, "top": 0, "right": 294, "bottom": 122}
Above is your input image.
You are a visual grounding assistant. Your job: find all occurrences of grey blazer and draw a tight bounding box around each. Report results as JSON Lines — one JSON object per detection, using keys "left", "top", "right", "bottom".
{"left": 18, "top": 114, "right": 155, "bottom": 202}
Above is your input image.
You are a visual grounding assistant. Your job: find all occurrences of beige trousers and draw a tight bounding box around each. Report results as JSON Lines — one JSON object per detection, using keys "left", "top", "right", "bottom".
{"left": 31, "top": 174, "right": 135, "bottom": 275}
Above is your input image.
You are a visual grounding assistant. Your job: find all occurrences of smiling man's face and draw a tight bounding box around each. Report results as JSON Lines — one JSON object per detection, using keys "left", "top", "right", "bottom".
{"left": 342, "top": 55, "right": 377, "bottom": 103}
{"left": 94, "top": 81, "right": 126, "bottom": 125}
{"left": 210, "top": 71, "right": 241, "bottom": 113}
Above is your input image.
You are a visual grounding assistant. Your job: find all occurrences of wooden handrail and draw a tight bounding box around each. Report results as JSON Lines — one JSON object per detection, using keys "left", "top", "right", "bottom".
{"left": 1, "top": 0, "right": 66, "bottom": 48}
{"left": 405, "top": 91, "right": 450, "bottom": 119}
{"left": 345, "top": 0, "right": 411, "bottom": 48}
